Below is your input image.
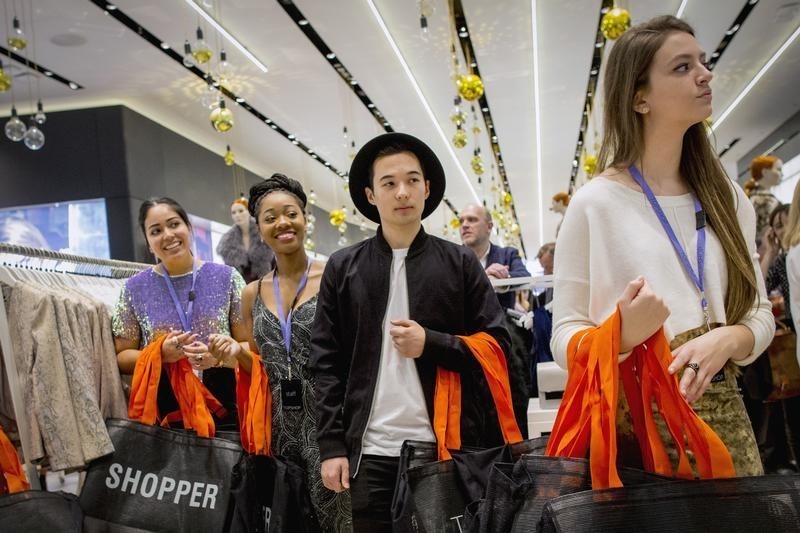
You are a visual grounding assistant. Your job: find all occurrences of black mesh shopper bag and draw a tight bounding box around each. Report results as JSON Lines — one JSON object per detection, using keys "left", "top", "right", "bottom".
{"left": 0, "top": 490, "right": 83, "bottom": 532}
{"left": 80, "top": 419, "right": 242, "bottom": 533}
{"left": 540, "top": 475, "right": 800, "bottom": 533}
{"left": 392, "top": 437, "right": 550, "bottom": 533}
{"left": 228, "top": 454, "right": 321, "bottom": 533}
{"left": 510, "top": 455, "right": 669, "bottom": 533}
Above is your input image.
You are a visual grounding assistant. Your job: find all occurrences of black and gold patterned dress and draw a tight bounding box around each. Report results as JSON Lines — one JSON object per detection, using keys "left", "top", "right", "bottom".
{"left": 252, "top": 282, "right": 352, "bottom": 532}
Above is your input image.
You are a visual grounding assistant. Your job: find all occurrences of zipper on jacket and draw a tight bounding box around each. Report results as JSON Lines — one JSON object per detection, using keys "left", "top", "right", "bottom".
{"left": 353, "top": 349, "right": 382, "bottom": 478}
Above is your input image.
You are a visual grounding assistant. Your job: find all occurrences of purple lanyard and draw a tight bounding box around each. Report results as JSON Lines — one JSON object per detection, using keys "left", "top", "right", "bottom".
{"left": 160, "top": 261, "right": 197, "bottom": 333}
{"left": 629, "top": 165, "right": 711, "bottom": 330}
{"left": 273, "top": 259, "right": 312, "bottom": 372}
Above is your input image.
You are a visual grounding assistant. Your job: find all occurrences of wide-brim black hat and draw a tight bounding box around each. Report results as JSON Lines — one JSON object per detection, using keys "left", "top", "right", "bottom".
{"left": 348, "top": 132, "right": 445, "bottom": 224}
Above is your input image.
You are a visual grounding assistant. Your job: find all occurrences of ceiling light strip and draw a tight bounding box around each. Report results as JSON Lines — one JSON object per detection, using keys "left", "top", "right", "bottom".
{"left": 531, "top": 0, "right": 544, "bottom": 246}
{"left": 452, "top": 0, "right": 525, "bottom": 254}
{"left": 567, "top": 0, "right": 613, "bottom": 193}
{"left": 365, "top": 0, "right": 480, "bottom": 206}
{"left": 712, "top": 21, "right": 800, "bottom": 132}
{"left": 706, "top": 0, "right": 760, "bottom": 71}
{"left": 0, "top": 45, "right": 83, "bottom": 90}
{"left": 89, "top": 0, "right": 346, "bottom": 180}
{"left": 185, "top": 0, "right": 268, "bottom": 73}
{"left": 276, "top": 0, "right": 392, "bottom": 131}
{"left": 675, "top": 0, "right": 690, "bottom": 19}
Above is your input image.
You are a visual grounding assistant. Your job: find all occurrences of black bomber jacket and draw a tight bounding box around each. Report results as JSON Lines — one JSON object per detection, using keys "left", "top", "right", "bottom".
{"left": 309, "top": 226, "right": 511, "bottom": 475}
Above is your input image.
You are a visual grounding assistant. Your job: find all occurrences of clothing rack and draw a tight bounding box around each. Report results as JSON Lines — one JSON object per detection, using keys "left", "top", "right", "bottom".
{"left": 0, "top": 243, "right": 150, "bottom": 489}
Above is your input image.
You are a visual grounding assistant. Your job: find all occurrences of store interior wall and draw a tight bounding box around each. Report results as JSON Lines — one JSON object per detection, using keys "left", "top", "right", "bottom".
{"left": 736, "top": 110, "right": 800, "bottom": 204}
{"left": 0, "top": 104, "right": 369, "bottom": 262}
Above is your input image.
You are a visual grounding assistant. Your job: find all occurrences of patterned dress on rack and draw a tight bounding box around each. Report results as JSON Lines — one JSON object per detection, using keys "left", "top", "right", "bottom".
{"left": 252, "top": 282, "right": 352, "bottom": 533}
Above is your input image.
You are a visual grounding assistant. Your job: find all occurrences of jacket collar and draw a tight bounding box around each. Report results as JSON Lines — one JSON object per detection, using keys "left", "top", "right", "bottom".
{"left": 375, "top": 225, "right": 429, "bottom": 257}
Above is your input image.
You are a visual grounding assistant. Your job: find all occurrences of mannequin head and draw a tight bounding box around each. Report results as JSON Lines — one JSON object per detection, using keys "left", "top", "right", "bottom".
{"left": 750, "top": 155, "right": 783, "bottom": 188}
{"left": 550, "top": 192, "right": 571, "bottom": 215}
{"left": 230, "top": 197, "right": 250, "bottom": 229}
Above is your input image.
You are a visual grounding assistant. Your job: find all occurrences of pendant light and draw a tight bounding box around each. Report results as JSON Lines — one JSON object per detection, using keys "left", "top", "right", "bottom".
{"left": 23, "top": 117, "right": 44, "bottom": 150}
{"left": 7, "top": 16, "right": 27, "bottom": 51}
{"left": 0, "top": 58, "right": 10, "bottom": 92}
{"left": 4, "top": 106, "right": 27, "bottom": 141}
{"left": 192, "top": 26, "right": 213, "bottom": 64}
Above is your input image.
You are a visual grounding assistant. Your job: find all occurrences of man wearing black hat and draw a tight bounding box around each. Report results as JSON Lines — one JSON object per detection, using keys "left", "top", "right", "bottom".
{"left": 310, "top": 133, "right": 510, "bottom": 529}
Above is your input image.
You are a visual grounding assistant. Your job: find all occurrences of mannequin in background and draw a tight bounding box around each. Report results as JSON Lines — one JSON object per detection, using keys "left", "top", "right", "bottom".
{"left": 745, "top": 155, "right": 783, "bottom": 239}
{"left": 216, "top": 196, "right": 274, "bottom": 283}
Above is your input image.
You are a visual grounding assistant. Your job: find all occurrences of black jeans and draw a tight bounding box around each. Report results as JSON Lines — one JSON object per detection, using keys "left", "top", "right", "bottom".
{"left": 349, "top": 455, "right": 400, "bottom": 532}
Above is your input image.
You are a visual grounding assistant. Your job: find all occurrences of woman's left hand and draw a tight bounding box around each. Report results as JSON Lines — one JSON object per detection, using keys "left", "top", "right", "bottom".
{"left": 668, "top": 327, "right": 734, "bottom": 403}
{"left": 182, "top": 340, "right": 219, "bottom": 371}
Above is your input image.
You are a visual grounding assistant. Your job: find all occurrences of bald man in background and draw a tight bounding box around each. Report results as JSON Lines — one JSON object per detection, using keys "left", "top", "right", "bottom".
{"left": 458, "top": 204, "right": 531, "bottom": 310}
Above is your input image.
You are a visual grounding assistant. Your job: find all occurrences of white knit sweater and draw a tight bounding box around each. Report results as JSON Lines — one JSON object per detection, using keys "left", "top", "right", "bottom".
{"left": 551, "top": 176, "right": 774, "bottom": 369}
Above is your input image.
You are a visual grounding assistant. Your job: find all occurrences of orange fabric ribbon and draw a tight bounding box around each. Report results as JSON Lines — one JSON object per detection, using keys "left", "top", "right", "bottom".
{"left": 235, "top": 349, "right": 272, "bottom": 455}
{"left": 546, "top": 308, "right": 735, "bottom": 489}
{"left": 434, "top": 332, "right": 523, "bottom": 460}
{"left": 128, "top": 334, "right": 221, "bottom": 438}
{"left": 0, "top": 424, "right": 29, "bottom": 494}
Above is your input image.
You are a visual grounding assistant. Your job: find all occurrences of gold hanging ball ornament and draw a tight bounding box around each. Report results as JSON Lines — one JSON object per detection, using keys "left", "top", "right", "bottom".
{"left": 329, "top": 209, "right": 346, "bottom": 227}
{"left": 510, "top": 223, "right": 521, "bottom": 236}
{"left": 472, "top": 124, "right": 482, "bottom": 135}
{"left": 457, "top": 74, "right": 484, "bottom": 101}
{"left": 601, "top": 7, "right": 631, "bottom": 40}
{"left": 452, "top": 129, "right": 468, "bottom": 149}
{"left": 0, "top": 64, "right": 11, "bottom": 93}
{"left": 471, "top": 155, "right": 485, "bottom": 175}
{"left": 502, "top": 191, "right": 513, "bottom": 206}
{"left": 449, "top": 217, "right": 461, "bottom": 229}
{"left": 223, "top": 145, "right": 235, "bottom": 166}
{"left": 304, "top": 237, "right": 315, "bottom": 250}
{"left": 450, "top": 109, "right": 467, "bottom": 126}
{"left": 583, "top": 153, "right": 598, "bottom": 176}
{"left": 210, "top": 101, "right": 234, "bottom": 133}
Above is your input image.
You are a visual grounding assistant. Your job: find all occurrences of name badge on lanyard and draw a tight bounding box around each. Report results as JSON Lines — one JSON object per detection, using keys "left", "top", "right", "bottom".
{"left": 629, "top": 166, "right": 711, "bottom": 332}
{"left": 160, "top": 261, "right": 198, "bottom": 333}
{"left": 273, "top": 259, "right": 312, "bottom": 410}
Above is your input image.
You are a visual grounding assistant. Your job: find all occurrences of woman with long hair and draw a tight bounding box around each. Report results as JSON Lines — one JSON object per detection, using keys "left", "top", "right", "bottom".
{"left": 113, "top": 197, "right": 245, "bottom": 429}
{"left": 209, "top": 174, "right": 352, "bottom": 532}
{"left": 551, "top": 15, "right": 774, "bottom": 476}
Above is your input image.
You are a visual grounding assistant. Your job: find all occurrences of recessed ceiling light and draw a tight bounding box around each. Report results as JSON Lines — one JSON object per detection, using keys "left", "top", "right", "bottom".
{"left": 326, "top": 52, "right": 336, "bottom": 59}
{"left": 367, "top": 103, "right": 375, "bottom": 108}
{"left": 595, "top": 41, "right": 603, "bottom": 48}
{"left": 160, "top": 42, "right": 170, "bottom": 49}
{"left": 270, "top": 124, "right": 278, "bottom": 129}
{"left": 235, "top": 97, "right": 245, "bottom": 103}
{"left": 481, "top": 107, "right": 488, "bottom": 112}
{"left": 459, "top": 31, "right": 468, "bottom": 37}
{"left": 68, "top": 82, "right": 79, "bottom": 90}
{"left": 43, "top": 70, "right": 53, "bottom": 76}
{"left": 726, "top": 24, "right": 740, "bottom": 36}
{"left": 292, "top": 140, "right": 299, "bottom": 145}
{"left": 298, "top": 19, "right": 309, "bottom": 25}
{"left": 350, "top": 79, "right": 358, "bottom": 85}
{"left": 106, "top": 3, "right": 118, "bottom": 9}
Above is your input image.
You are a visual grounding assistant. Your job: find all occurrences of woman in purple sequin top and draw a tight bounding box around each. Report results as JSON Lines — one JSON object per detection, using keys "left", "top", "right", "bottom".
{"left": 112, "top": 197, "right": 246, "bottom": 427}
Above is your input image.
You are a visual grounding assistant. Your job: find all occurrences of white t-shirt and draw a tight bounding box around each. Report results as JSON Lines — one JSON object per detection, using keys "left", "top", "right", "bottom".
{"left": 361, "top": 248, "right": 436, "bottom": 456}
{"left": 551, "top": 176, "right": 774, "bottom": 369}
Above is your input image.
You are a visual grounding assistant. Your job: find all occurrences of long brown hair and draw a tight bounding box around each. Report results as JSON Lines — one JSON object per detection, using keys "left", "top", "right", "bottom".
{"left": 597, "top": 15, "right": 758, "bottom": 324}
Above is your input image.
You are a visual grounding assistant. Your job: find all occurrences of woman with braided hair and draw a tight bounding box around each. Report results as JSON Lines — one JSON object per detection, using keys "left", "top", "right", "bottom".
{"left": 209, "top": 174, "right": 352, "bottom": 532}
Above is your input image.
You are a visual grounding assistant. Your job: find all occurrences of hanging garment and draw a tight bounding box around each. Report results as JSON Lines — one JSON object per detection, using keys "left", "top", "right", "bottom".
{"left": 0, "top": 424, "right": 28, "bottom": 494}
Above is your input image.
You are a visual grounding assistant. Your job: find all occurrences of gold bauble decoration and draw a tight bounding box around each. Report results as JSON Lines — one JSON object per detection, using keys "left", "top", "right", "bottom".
{"left": 457, "top": 74, "right": 484, "bottom": 101}
{"left": 452, "top": 129, "right": 468, "bottom": 149}
{"left": 449, "top": 217, "right": 461, "bottom": 229}
{"left": 0, "top": 67, "right": 10, "bottom": 93}
{"left": 583, "top": 153, "right": 598, "bottom": 176}
{"left": 304, "top": 237, "right": 315, "bottom": 250}
{"left": 210, "top": 103, "right": 234, "bottom": 133}
{"left": 192, "top": 45, "right": 213, "bottom": 64}
{"left": 601, "top": 7, "right": 631, "bottom": 40}
{"left": 7, "top": 36, "right": 26, "bottom": 51}
{"left": 471, "top": 155, "right": 484, "bottom": 175}
{"left": 223, "top": 145, "right": 235, "bottom": 166}
{"left": 329, "top": 209, "right": 346, "bottom": 227}
{"left": 472, "top": 124, "right": 482, "bottom": 135}
{"left": 450, "top": 110, "right": 467, "bottom": 126}
{"left": 510, "top": 223, "right": 520, "bottom": 235}
{"left": 502, "top": 191, "right": 513, "bottom": 206}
